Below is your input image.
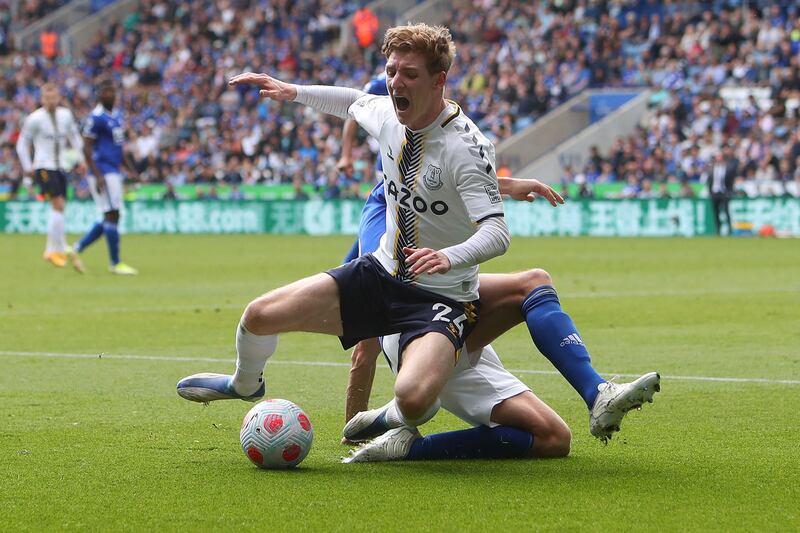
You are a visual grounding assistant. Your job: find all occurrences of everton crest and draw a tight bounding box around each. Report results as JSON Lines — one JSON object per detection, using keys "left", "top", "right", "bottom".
{"left": 422, "top": 164, "right": 443, "bottom": 191}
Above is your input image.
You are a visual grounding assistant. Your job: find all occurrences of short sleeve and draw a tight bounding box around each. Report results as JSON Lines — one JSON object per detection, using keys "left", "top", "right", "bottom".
{"left": 453, "top": 139, "right": 504, "bottom": 224}
{"left": 348, "top": 95, "right": 394, "bottom": 140}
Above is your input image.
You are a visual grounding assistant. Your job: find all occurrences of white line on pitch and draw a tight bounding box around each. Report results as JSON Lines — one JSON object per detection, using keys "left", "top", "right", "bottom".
{"left": 1, "top": 350, "right": 798, "bottom": 386}
{"left": 1, "top": 287, "right": 798, "bottom": 317}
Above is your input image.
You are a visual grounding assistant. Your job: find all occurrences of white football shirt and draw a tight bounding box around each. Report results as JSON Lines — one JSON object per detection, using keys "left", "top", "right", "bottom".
{"left": 16, "top": 106, "right": 83, "bottom": 173}
{"left": 348, "top": 95, "right": 505, "bottom": 302}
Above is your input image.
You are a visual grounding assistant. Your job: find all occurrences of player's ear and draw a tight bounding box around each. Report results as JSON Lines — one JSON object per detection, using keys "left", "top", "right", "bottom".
{"left": 435, "top": 72, "right": 446, "bottom": 89}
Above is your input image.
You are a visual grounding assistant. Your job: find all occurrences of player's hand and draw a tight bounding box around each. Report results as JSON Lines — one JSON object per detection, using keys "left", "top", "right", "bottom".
{"left": 500, "top": 177, "right": 565, "bottom": 206}
{"left": 336, "top": 156, "right": 354, "bottom": 175}
{"left": 95, "top": 175, "right": 106, "bottom": 193}
{"left": 403, "top": 246, "right": 451, "bottom": 275}
{"left": 228, "top": 72, "right": 297, "bottom": 101}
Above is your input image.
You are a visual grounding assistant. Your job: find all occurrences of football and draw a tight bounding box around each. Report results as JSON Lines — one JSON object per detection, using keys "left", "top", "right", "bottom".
{"left": 240, "top": 399, "right": 314, "bottom": 469}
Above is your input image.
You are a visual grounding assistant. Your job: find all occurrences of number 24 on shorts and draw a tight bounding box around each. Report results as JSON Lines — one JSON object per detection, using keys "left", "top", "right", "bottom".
{"left": 432, "top": 303, "right": 467, "bottom": 336}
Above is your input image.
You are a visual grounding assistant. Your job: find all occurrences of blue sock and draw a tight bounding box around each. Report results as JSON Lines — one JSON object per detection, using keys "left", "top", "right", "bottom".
{"left": 406, "top": 425, "right": 532, "bottom": 460}
{"left": 522, "top": 285, "right": 606, "bottom": 409}
{"left": 76, "top": 221, "right": 104, "bottom": 252}
{"left": 103, "top": 221, "right": 120, "bottom": 265}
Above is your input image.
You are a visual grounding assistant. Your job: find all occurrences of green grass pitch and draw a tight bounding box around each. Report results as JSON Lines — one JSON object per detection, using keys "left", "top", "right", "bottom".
{"left": 1, "top": 233, "right": 798, "bottom": 531}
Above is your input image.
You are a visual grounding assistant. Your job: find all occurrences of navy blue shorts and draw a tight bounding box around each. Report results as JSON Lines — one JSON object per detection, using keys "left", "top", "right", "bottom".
{"left": 35, "top": 169, "right": 67, "bottom": 199}
{"left": 326, "top": 254, "right": 479, "bottom": 362}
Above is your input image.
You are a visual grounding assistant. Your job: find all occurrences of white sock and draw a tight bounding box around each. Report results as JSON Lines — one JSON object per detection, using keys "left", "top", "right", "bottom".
{"left": 48, "top": 209, "right": 66, "bottom": 253}
{"left": 383, "top": 398, "right": 441, "bottom": 428}
{"left": 232, "top": 321, "right": 277, "bottom": 395}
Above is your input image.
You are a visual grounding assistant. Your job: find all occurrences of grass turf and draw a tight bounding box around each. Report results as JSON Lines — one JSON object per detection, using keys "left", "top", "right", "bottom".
{"left": 1, "top": 233, "right": 798, "bottom": 531}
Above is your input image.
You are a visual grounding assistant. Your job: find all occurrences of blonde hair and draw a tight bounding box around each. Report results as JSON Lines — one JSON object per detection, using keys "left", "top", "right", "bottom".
{"left": 381, "top": 23, "right": 456, "bottom": 74}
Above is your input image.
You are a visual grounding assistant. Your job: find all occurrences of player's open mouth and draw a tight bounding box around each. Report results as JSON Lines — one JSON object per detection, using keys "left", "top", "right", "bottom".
{"left": 394, "top": 96, "right": 410, "bottom": 111}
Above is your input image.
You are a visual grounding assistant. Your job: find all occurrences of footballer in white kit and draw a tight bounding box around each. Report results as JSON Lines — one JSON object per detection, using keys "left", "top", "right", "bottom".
{"left": 177, "top": 24, "right": 512, "bottom": 439}
{"left": 15, "top": 83, "right": 85, "bottom": 268}
{"left": 324, "top": 92, "right": 509, "bottom": 359}
{"left": 350, "top": 94, "right": 504, "bottom": 302}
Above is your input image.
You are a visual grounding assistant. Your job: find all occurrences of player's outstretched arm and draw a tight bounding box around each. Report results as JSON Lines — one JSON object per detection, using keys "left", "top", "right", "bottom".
{"left": 229, "top": 73, "right": 365, "bottom": 120}
{"left": 498, "top": 176, "right": 564, "bottom": 206}
{"left": 228, "top": 72, "right": 298, "bottom": 101}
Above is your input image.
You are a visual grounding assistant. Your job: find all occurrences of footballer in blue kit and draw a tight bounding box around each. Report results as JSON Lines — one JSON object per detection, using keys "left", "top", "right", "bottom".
{"left": 74, "top": 78, "right": 139, "bottom": 275}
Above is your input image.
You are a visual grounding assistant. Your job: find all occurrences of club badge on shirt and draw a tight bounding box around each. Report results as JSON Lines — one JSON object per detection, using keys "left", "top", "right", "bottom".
{"left": 422, "top": 163, "right": 443, "bottom": 191}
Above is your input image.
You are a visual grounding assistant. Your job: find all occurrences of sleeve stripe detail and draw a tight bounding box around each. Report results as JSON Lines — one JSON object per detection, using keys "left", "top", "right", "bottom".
{"left": 475, "top": 213, "right": 505, "bottom": 224}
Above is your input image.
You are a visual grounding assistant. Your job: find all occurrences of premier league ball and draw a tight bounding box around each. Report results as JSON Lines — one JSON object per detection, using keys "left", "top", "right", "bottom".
{"left": 240, "top": 399, "right": 314, "bottom": 469}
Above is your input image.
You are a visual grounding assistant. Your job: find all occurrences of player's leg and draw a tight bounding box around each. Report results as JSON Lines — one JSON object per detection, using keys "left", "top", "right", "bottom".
{"left": 73, "top": 174, "right": 108, "bottom": 272}
{"left": 102, "top": 173, "right": 137, "bottom": 275}
{"left": 471, "top": 270, "right": 660, "bottom": 441}
{"left": 468, "top": 269, "right": 606, "bottom": 410}
{"left": 39, "top": 170, "right": 68, "bottom": 266}
{"left": 343, "top": 333, "right": 456, "bottom": 441}
{"left": 45, "top": 194, "right": 68, "bottom": 267}
{"left": 341, "top": 334, "right": 457, "bottom": 442}
{"left": 405, "top": 344, "right": 571, "bottom": 461}
{"left": 489, "top": 391, "right": 571, "bottom": 458}
{"left": 386, "top": 332, "right": 454, "bottom": 425}
{"left": 177, "top": 272, "right": 344, "bottom": 402}
{"left": 344, "top": 344, "right": 571, "bottom": 462}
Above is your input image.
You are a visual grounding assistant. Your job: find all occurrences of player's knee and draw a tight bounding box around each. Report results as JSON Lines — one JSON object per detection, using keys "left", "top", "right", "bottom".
{"left": 242, "top": 296, "right": 277, "bottom": 333}
{"left": 534, "top": 420, "right": 571, "bottom": 458}
{"left": 519, "top": 268, "right": 553, "bottom": 294}
{"left": 395, "top": 389, "right": 438, "bottom": 424}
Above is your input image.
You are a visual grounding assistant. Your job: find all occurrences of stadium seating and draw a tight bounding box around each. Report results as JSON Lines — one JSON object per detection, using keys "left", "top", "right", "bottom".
{"left": 561, "top": 1, "right": 800, "bottom": 199}
{"left": 3, "top": 0, "right": 800, "bottom": 199}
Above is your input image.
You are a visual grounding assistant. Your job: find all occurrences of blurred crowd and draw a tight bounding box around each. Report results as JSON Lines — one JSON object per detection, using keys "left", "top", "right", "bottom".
{"left": 9, "top": 1, "right": 70, "bottom": 27}
{"left": 2, "top": 0, "right": 800, "bottom": 200}
{"left": 560, "top": 0, "right": 800, "bottom": 199}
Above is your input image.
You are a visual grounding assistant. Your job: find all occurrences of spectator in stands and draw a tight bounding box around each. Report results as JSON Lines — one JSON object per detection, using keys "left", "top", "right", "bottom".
{"left": 353, "top": 3, "right": 378, "bottom": 49}
{"left": 39, "top": 26, "right": 57, "bottom": 59}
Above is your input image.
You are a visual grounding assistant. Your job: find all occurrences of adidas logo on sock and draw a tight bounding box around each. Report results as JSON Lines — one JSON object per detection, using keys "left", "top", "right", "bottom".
{"left": 560, "top": 333, "right": 585, "bottom": 347}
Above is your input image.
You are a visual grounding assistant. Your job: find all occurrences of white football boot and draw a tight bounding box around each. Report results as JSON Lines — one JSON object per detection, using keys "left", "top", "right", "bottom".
{"left": 342, "top": 426, "right": 421, "bottom": 463}
{"left": 590, "top": 371, "right": 660, "bottom": 443}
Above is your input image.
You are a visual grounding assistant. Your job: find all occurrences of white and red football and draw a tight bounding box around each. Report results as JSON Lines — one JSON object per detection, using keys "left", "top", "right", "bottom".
{"left": 240, "top": 399, "right": 313, "bottom": 469}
